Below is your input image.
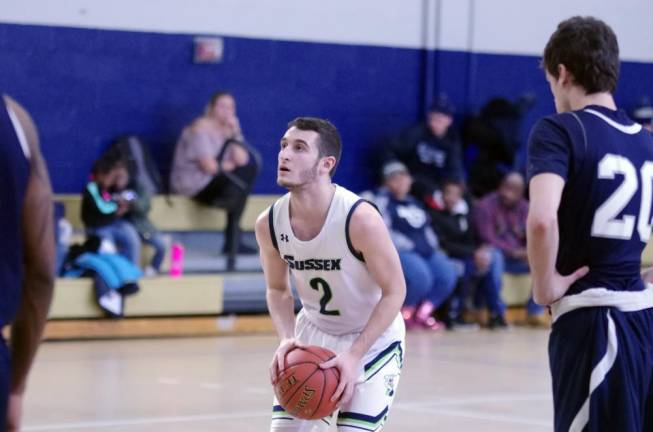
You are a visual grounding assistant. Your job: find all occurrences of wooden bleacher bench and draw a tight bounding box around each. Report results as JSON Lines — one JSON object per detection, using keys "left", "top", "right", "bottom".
{"left": 48, "top": 194, "right": 280, "bottom": 339}
{"left": 49, "top": 275, "right": 224, "bottom": 319}
{"left": 55, "top": 193, "right": 280, "bottom": 231}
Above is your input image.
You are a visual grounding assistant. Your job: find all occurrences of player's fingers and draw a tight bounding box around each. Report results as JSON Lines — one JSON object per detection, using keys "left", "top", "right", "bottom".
{"left": 276, "top": 351, "right": 286, "bottom": 371}
{"left": 339, "top": 382, "right": 354, "bottom": 407}
{"left": 567, "top": 266, "right": 590, "bottom": 283}
{"left": 270, "top": 356, "right": 279, "bottom": 384}
{"left": 272, "top": 349, "right": 287, "bottom": 383}
{"left": 331, "top": 379, "right": 346, "bottom": 403}
{"left": 319, "top": 358, "right": 336, "bottom": 370}
{"left": 269, "top": 364, "right": 276, "bottom": 384}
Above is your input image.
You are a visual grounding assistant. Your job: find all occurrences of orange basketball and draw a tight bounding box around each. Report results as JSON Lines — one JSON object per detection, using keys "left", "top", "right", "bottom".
{"left": 273, "top": 345, "right": 340, "bottom": 420}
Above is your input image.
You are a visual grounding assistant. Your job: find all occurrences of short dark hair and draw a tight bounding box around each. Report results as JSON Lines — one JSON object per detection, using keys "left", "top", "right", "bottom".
{"left": 542, "top": 16, "right": 619, "bottom": 94}
{"left": 287, "top": 117, "right": 342, "bottom": 176}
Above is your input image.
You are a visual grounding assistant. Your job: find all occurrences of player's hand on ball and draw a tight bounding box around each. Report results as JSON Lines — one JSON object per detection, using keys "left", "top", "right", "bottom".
{"left": 319, "top": 349, "right": 360, "bottom": 407}
{"left": 270, "top": 338, "right": 305, "bottom": 384}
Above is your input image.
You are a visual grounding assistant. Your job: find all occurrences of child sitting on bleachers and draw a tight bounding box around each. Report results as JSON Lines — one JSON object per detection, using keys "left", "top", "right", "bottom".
{"left": 113, "top": 167, "right": 167, "bottom": 276}
{"left": 81, "top": 155, "right": 141, "bottom": 266}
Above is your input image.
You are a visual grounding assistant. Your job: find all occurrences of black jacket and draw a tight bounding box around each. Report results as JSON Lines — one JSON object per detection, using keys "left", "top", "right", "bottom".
{"left": 81, "top": 181, "right": 120, "bottom": 228}
{"left": 430, "top": 206, "right": 478, "bottom": 259}
{"left": 387, "top": 123, "right": 464, "bottom": 200}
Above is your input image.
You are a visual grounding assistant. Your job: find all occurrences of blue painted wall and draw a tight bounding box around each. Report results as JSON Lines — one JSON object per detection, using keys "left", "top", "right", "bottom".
{"left": 1, "top": 23, "right": 651, "bottom": 194}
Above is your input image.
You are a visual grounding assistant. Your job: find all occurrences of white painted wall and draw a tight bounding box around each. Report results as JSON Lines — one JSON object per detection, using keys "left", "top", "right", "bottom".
{"left": 0, "top": 0, "right": 428, "bottom": 48}
{"left": 2, "top": 0, "right": 652, "bottom": 61}
{"left": 469, "top": 0, "right": 653, "bottom": 61}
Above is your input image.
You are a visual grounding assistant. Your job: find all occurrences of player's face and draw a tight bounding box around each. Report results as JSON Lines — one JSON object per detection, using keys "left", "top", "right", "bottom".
{"left": 277, "top": 127, "right": 324, "bottom": 189}
{"left": 546, "top": 71, "right": 571, "bottom": 113}
{"left": 427, "top": 112, "right": 453, "bottom": 138}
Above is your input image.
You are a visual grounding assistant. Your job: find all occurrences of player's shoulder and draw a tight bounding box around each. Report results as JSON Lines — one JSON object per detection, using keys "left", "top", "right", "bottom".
{"left": 532, "top": 111, "right": 576, "bottom": 134}
{"left": 335, "top": 186, "right": 378, "bottom": 214}
{"left": 348, "top": 198, "right": 384, "bottom": 235}
{"left": 530, "top": 110, "right": 588, "bottom": 149}
{"left": 335, "top": 185, "right": 362, "bottom": 201}
{"left": 255, "top": 194, "right": 287, "bottom": 230}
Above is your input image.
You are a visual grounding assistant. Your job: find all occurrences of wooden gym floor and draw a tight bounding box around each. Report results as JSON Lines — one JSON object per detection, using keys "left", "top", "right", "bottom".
{"left": 21, "top": 327, "right": 553, "bottom": 431}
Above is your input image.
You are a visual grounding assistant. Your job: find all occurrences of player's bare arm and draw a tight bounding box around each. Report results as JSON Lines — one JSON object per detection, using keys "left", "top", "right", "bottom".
{"left": 5, "top": 96, "right": 55, "bottom": 431}
{"left": 255, "top": 209, "right": 303, "bottom": 384}
{"left": 320, "top": 202, "right": 406, "bottom": 405}
{"left": 527, "top": 173, "right": 588, "bottom": 305}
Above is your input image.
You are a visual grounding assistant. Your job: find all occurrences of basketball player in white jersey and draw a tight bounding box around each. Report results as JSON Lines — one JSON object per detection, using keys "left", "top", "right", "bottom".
{"left": 255, "top": 117, "right": 406, "bottom": 431}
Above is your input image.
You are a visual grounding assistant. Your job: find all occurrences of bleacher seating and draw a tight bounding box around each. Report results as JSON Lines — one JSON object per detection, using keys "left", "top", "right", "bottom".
{"left": 56, "top": 194, "right": 279, "bottom": 231}
{"left": 48, "top": 193, "right": 653, "bottom": 339}
{"left": 49, "top": 194, "right": 279, "bottom": 339}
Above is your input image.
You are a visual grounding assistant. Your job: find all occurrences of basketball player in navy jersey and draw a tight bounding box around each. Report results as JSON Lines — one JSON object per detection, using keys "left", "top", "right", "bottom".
{"left": 527, "top": 17, "right": 653, "bottom": 431}
{"left": 0, "top": 95, "right": 55, "bottom": 431}
{"left": 256, "top": 118, "right": 406, "bottom": 431}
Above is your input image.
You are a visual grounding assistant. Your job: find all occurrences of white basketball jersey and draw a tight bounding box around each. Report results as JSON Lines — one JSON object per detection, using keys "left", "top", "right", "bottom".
{"left": 270, "top": 185, "right": 383, "bottom": 335}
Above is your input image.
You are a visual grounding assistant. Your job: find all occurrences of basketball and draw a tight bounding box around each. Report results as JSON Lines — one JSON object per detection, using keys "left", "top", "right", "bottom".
{"left": 273, "top": 345, "right": 340, "bottom": 420}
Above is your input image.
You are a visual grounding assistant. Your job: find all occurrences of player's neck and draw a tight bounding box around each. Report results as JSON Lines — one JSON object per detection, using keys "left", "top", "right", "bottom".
{"left": 569, "top": 90, "right": 616, "bottom": 112}
{"left": 289, "top": 182, "right": 336, "bottom": 220}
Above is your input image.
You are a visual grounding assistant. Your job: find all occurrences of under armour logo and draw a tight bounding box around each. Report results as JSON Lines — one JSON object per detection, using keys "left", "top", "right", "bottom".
{"left": 280, "top": 234, "right": 289, "bottom": 242}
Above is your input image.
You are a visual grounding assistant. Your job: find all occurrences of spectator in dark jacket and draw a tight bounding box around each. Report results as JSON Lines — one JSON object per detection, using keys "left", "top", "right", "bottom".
{"left": 81, "top": 157, "right": 141, "bottom": 266}
{"left": 386, "top": 95, "right": 465, "bottom": 208}
{"left": 462, "top": 95, "right": 535, "bottom": 197}
{"left": 474, "top": 172, "right": 545, "bottom": 323}
{"left": 431, "top": 180, "right": 507, "bottom": 328}
{"left": 374, "top": 161, "right": 459, "bottom": 330}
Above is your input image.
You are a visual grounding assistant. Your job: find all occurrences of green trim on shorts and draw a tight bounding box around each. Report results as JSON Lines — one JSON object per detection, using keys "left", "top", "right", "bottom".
{"left": 337, "top": 406, "right": 389, "bottom": 431}
{"left": 363, "top": 341, "right": 403, "bottom": 381}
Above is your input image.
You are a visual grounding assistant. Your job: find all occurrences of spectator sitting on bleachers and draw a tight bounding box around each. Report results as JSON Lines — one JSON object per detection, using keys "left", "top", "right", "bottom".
{"left": 473, "top": 171, "right": 545, "bottom": 325}
{"left": 385, "top": 94, "right": 465, "bottom": 210}
{"left": 373, "top": 161, "right": 458, "bottom": 331}
{"left": 113, "top": 167, "right": 167, "bottom": 276}
{"left": 81, "top": 156, "right": 141, "bottom": 266}
{"left": 430, "top": 180, "right": 508, "bottom": 329}
{"left": 170, "top": 91, "right": 259, "bottom": 257}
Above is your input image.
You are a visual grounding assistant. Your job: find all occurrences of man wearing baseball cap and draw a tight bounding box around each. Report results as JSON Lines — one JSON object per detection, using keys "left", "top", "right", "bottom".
{"left": 385, "top": 94, "right": 465, "bottom": 210}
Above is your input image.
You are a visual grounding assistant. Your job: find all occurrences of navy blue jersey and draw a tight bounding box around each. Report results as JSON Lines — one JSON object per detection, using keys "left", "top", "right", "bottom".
{"left": 528, "top": 105, "right": 653, "bottom": 296}
{"left": 375, "top": 188, "right": 438, "bottom": 257}
{"left": 0, "top": 97, "right": 30, "bottom": 325}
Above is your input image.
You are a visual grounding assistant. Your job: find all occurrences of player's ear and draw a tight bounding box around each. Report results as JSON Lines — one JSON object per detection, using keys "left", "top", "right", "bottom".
{"left": 557, "top": 64, "right": 573, "bottom": 87}
{"left": 322, "top": 156, "right": 336, "bottom": 174}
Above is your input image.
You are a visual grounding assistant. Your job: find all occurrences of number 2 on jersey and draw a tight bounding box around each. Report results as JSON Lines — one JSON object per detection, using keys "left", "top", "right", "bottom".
{"left": 309, "top": 277, "right": 340, "bottom": 316}
{"left": 591, "top": 154, "right": 653, "bottom": 242}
